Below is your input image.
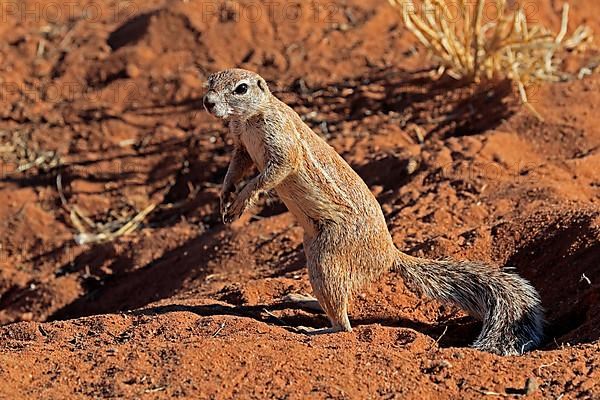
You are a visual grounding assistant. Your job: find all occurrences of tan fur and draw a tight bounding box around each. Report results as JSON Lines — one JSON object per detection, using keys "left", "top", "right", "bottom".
{"left": 204, "top": 69, "right": 544, "bottom": 355}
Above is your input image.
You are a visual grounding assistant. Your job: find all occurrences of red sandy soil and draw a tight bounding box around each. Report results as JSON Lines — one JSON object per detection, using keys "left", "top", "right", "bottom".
{"left": 0, "top": 0, "right": 599, "bottom": 398}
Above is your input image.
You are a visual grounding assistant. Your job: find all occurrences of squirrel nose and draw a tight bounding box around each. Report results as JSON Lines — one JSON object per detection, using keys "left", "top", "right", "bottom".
{"left": 203, "top": 95, "right": 215, "bottom": 113}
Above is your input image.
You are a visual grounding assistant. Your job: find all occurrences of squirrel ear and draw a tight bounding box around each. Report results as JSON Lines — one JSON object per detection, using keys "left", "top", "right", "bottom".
{"left": 257, "top": 78, "right": 266, "bottom": 92}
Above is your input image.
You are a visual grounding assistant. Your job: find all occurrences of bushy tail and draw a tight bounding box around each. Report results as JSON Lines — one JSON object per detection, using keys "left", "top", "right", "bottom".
{"left": 394, "top": 250, "right": 544, "bottom": 355}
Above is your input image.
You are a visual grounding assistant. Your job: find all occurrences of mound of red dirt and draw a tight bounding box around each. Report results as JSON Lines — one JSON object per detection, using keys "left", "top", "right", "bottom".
{"left": 0, "top": 0, "right": 598, "bottom": 398}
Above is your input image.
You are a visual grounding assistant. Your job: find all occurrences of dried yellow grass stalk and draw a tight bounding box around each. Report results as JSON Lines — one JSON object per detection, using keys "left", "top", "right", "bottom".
{"left": 57, "top": 174, "right": 156, "bottom": 245}
{"left": 389, "top": 0, "right": 593, "bottom": 107}
{"left": 70, "top": 203, "right": 156, "bottom": 245}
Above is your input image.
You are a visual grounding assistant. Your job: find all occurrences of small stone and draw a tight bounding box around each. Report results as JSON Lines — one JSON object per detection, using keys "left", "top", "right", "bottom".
{"left": 126, "top": 64, "right": 140, "bottom": 79}
{"left": 524, "top": 377, "right": 538, "bottom": 395}
{"left": 20, "top": 312, "right": 33, "bottom": 321}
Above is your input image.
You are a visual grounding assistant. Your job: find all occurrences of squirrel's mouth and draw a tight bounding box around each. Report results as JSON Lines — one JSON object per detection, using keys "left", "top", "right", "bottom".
{"left": 212, "top": 108, "right": 232, "bottom": 119}
{"left": 203, "top": 102, "right": 231, "bottom": 119}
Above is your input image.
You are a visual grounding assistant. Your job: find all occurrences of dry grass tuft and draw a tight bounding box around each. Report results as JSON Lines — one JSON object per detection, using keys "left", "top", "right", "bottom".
{"left": 389, "top": 0, "right": 593, "bottom": 113}
{"left": 69, "top": 203, "right": 156, "bottom": 245}
{"left": 57, "top": 174, "right": 156, "bottom": 245}
{"left": 0, "top": 131, "right": 158, "bottom": 245}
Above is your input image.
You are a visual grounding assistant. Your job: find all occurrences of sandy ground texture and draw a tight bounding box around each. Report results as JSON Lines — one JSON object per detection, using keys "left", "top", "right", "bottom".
{"left": 0, "top": 0, "right": 599, "bottom": 398}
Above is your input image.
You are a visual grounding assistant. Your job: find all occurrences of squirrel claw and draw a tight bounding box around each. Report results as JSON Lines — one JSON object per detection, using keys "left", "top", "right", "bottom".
{"left": 221, "top": 208, "right": 235, "bottom": 224}
{"left": 221, "top": 199, "right": 244, "bottom": 224}
{"left": 222, "top": 210, "right": 237, "bottom": 224}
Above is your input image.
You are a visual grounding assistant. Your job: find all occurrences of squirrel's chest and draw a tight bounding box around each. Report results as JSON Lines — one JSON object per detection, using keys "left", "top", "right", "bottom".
{"left": 239, "top": 123, "right": 267, "bottom": 171}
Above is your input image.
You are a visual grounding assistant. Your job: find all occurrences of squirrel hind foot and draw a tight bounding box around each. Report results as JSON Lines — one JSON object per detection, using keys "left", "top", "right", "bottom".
{"left": 280, "top": 293, "right": 323, "bottom": 313}
{"left": 291, "top": 325, "right": 350, "bottom": 335}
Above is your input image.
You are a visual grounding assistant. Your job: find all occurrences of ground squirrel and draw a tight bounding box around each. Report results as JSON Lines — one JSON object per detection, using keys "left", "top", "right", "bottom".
{"left": 203, "top": 68, "right": 544, "bottom": 355}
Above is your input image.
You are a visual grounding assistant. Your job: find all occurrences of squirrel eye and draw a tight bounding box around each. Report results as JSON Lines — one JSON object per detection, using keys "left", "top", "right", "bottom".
{"left": 234, "top": 83, "right": 248, "bottom": 95}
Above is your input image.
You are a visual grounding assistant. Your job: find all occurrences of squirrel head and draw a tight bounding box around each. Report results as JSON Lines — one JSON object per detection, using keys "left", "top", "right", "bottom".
{"left": 203, "top": 69, "right": 270, "bottom": 120}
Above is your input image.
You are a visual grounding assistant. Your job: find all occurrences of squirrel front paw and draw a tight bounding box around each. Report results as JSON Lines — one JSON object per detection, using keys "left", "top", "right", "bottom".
{"left": 222, "top": 195, "right": 246, "bottom": 224}
{"left": 220, "top": 191, "right": 235, "bottom": 221}
{"left": 221, "top": 184, "right": 259, "bottom": 224}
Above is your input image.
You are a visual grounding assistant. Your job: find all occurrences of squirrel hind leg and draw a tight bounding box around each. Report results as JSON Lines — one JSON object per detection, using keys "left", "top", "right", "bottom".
{"left": 307, "top": 268, "right": 353, "bottom": 333}
{"left": 313, "top": 287, "right": 352, "bottom": 333}
{"left": 287, "top": 296, "right": 351, "bottom": 335}
{"left": 329, "top": 309, "right": 352, "bottom": 332}
{"left": 314, "top": 288, "right": 352, "bottom": 332}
